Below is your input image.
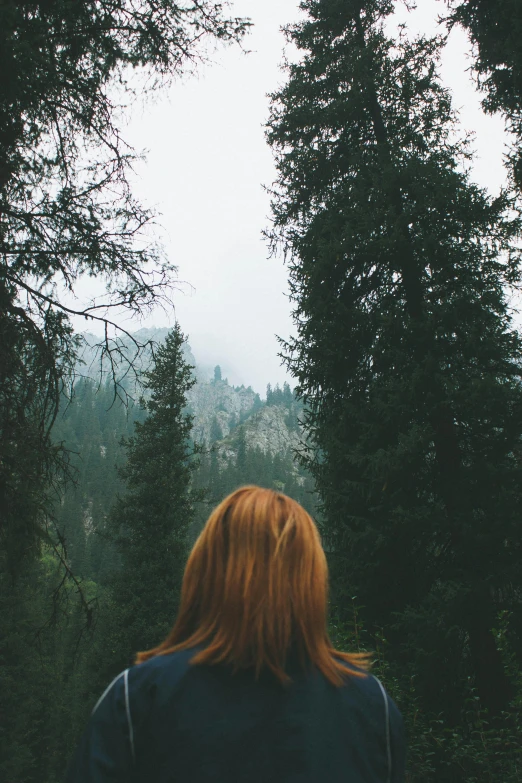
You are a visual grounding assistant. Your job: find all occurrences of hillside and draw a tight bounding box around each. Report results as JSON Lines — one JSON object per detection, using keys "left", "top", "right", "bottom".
{"left": 77, "top": 326, "right": 305, "bottom": 466}
{"left": 53, "top": 327, "right": 317, "bottom": 572}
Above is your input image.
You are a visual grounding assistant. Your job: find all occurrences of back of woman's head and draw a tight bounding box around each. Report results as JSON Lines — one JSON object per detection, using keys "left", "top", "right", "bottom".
{"left": 136, "top": 486, "right": 370, "bottom": 686}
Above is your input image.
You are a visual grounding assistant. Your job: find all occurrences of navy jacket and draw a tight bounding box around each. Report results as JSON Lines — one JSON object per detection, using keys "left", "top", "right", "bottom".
{"left": 66, "top": 646, "right": 406, "bottom": 782}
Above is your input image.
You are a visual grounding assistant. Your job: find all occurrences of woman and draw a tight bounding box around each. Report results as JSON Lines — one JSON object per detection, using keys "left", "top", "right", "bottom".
{"left": 66, "top": 486, "right": 406, "bottom": 782}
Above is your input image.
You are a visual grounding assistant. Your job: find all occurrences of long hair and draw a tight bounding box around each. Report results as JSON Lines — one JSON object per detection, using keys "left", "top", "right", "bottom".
{"left": 136, "top": 486, "right": 371, "bottom": 686}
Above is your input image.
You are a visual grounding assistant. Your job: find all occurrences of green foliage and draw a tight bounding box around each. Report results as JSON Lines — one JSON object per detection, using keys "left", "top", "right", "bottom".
{"left": 0, "top": 300, "right": 75, "bottom": 570}
{"left": 0, "top": 548, "right": 103, "bottom": 782}
{"left": 266, "top": 381, "right": 293, "bottom": 406}
{"left": 191, "top": 427, "right": 318, "bottom": 543}
{"left": 52, "top": 377, "right": 144, "bottom": 582}
{"left": 104, "top": 325, "right": 198, "bottom": 671}
{"left": 0, "top": 328, "right": 203, "bottom": 780}
{"left": 327, "top": 598, "right": 522, "bottom": 782}
{"left": 4, "top": 8, "right": 522, "bottom": 780}
{"left": 448, "top": 0, "right": 522, "bottom": 189}
{"left": 267, "top": 0, "right": 522, "bottom": 777}
{"left": 210, "top": 415, "right": 224, "bottom": 442}
{"left": 265, "top": 382, "right": 302, "bottom": 430}
{"left": 0, "top": 0, "right": 249, "bottom": 569}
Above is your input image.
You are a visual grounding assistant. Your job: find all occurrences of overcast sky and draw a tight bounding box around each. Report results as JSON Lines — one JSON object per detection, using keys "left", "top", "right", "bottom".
{"left": 75, "top": 0, "right": 509, "bottom": 395}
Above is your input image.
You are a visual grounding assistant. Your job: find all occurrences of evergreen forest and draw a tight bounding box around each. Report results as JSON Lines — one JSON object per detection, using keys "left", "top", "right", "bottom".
{"left": 1, "top": 1, "right": 522, "bottom": 781}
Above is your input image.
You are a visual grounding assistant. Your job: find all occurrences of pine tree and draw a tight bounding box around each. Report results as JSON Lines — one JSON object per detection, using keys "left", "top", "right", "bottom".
{"left": 0, "top": 0, "right": 249, "bottom": 569}
{"left": 104, "top": 325, "right": 197, "bottom": 672}
{"left": 0, "top": 545, "right": 102, "bottom": 782}
{"left": 210, "top": 415, "right": 224, "bottom": 442}
{"left": 0, "top": 305, "right": 72, "bottom": 570}
{"left": 283, "top": 382, "right": 293, "bottom": 405}
{"left": 448, "top": 0, "right": 522, "bottom": 189}
{"left": 267, "top": 0, "right": 522, "bottom": 750}
{"left": 252, "top": 393, "right": 263, "bottom": 414}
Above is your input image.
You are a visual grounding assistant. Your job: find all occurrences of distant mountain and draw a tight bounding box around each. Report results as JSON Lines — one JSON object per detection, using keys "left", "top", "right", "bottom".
{"left": 75, "top": 327, "right": 304, "bottom": 462}
{"left": 72, "top": 328, "right": 305, "bottom": 506}
{"left": 76, "top": 327, "right": 198, "bottom": 387}
{"left": 55, "top": 327, "right": 315, "bottom": 559}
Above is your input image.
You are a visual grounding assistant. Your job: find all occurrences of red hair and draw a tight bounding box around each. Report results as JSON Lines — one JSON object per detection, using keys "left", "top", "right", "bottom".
{"left": 136, "top": 486, "right": 370, "bottom": 686}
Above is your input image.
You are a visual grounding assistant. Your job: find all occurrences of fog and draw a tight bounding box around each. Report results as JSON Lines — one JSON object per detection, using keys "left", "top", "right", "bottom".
{"left": 72, "top": 0, "right": 509, "bottom": 395}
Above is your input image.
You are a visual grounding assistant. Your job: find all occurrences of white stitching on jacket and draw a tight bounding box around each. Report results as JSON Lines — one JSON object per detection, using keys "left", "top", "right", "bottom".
{"left": 373, "top": 676, "right": 392, "bottom": 783}
{"left": 124, "top": 668, "right": 135, "bottom": 764}
{"left": 91, "top": 668, "right": 136, "bottom": 766}
{"left": 92, "top": 672, "right": 124, "bottom": 715}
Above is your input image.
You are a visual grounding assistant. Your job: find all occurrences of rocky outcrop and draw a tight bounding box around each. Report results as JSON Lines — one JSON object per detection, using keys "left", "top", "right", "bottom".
{"left": 76, "top": 327, "right": 304, "bottom": 467}
{"left": 216, "top": 404, "right": 304, "bottom": 475}
{"left": 240, "top": 405, "right": 301, "bottom": 457}
{"left": 187, "top": 379, "right": 259, "bottom": 444}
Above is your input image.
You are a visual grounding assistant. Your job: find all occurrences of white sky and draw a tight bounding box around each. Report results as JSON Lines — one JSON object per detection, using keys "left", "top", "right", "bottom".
{"left": 74, "top": 0, "right": 510, "bottom": 395}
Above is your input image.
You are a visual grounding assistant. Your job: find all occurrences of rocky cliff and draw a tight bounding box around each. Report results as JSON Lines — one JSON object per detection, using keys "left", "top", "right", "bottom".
{"left": 187, "top": 378, "right": 259, "bottom": 444}
{"left": 217, "top": 404, "right": 302, "bottom": 463}
{"left": 76, "top": 327, "right": 303, "bottom": 462}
